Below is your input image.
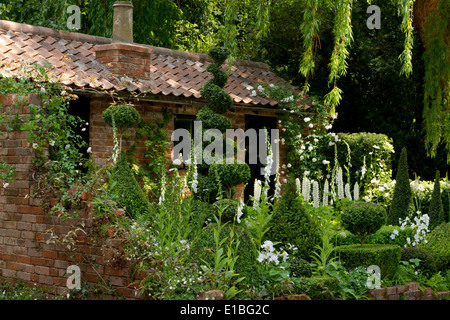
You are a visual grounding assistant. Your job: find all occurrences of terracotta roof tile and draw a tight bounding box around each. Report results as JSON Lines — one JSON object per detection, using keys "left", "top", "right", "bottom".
{"left": 0, "top": 20, "right": 305, "bottom": 109}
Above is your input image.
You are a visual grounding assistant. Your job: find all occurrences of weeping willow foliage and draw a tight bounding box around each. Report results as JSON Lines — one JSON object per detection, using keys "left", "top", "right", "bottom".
{"left": 421, "top": 0, "right": 450, "bottom": 161}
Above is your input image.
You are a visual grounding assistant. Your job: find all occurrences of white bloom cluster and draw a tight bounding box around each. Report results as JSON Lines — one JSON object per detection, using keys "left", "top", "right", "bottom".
{"left": 312, "top": 180, "right": 320, "bottom": 208}
{"left": 391, "top": 212, "right": 430, "bottom": 247}
{"left": 337, "top": 167, "right": 344, "bottom": 199}
{"left": 281, "top": 96, "right": 294, "bottom": 103}
{"left": 257, "top": 240, "right": 289, "bottom": 265}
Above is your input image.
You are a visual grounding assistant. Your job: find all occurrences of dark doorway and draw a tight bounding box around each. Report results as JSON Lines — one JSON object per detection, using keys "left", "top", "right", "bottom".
{"left": 67, "top": 95, "right": 90, "bottom": 166}
{"left": 244, "top": 115, "right": 278, "bottom": 204}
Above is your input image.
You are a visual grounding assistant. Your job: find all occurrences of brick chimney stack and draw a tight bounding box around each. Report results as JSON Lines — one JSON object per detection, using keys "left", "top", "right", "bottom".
{"left": 112, "top": 1, "right": 133, "bottom": 43}
{"left": 94, "top": 1, "right": 153, "bottom": 80}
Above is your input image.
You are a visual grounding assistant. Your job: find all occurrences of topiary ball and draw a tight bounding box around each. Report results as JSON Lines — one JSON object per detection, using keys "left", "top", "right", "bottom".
{"left": 342, "top": 202, "right": 387, "bottom": 246}
{"left": 208, "top": 47, "right": 230, "bottom": 66}
{"left": 102, "top": 104, "right": 140, "bottom": 132}
{"left": 209, "top": 161, "right": 251, "bottom": 192}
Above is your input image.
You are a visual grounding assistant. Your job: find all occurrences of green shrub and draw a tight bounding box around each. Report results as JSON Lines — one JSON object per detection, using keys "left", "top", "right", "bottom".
{"left": 289, "top": 257, "right": 312, "bottom": 278}
{"left": 196, "top": 106, "right": 231, "bottom": 131}
{"left": 336, "top": 244, "right": 401, "bottom": 280}
{"left": 341, "top": 202, "right": 387, "bottom": 246}
{"left": 200, "top": 82, "right": 233, "bottom": 114}
{"left": 400, "top": 247, "right": 436, "bottom": 276}
{"left": 331, "top": 225, "right": 415, "bottom": 247}
{"left": 208, "top": 47, "right": 230, "bottom": 66}
{"left": 102, "top": 104, "right": 140, "bottom": 132}
{"left": 428, "top": 171, "right": 445, "bottom": 229}
{"left": 206, "top": 64, "right": 228, "bottom": 88}
{"left": 388, "top": 147, "right": 414, "bottom": 225}
{"left": 186, "top": 198, "right": 215, "bottom": 239}
{"left": 266, "top": 177, "right": 320, "bottom": 260}
{"left": 209, "top": 162, "right": 251, "bottom": 198}
{"left": 419, "top": 222, "right": 450, "bottom": 271}
{"left": 188, "top": 223, "right": 259, "bottom": 286}
{"left": 109, "top": 154, "right": 151, "bottom": 219}
{"left": 213, "top": 199, "right": 239, "bottom": 223}
{"left": 294, "top": 276, "right": 339, "bottom": 300}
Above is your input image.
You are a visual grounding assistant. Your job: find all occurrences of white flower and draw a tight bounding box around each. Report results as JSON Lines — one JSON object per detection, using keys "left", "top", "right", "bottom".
{"left": 61, "top": 90, "right": 66, "bottom": 95}
{"left": 312, "top": 158, "right": 317, "bottom": 162}
{"left": 329, "top": 141, "right": 335, "bottom": 147}
{"left": 323, "top": 179, "right": 329, "bottom": 206}
{"left": 312, "top": 180, "right": 320, "bottom": 208}
{"left": 257, "top": 85, "right": 264, "bottom": 92}
{"left": 236, "top": 199, "right": 244, "bottom": 223}
{"left": 304, "top": 117, "right": 311, "bottom": 122}
{"left": 3, "top": 183, "right": 9, "bottom": 188}
{"left": 287, "top": 163, "right": 292, "bottom": 168}
{"left": 40, "top": 87, "right": 46, "bottom": 94}
{"left": 32, "top": 143, "right": 38, "bottom": 149}
{"left": 322, "top": 160, "right": 330, "bottom": 165}
{"left": 49, "top": 140, "right": 55, "bottom": 147}
{"left": 81, "top": 128, "right": 86, "bottom": 132}
{"left": 172, "top": 158, "right": 182, "bottom": 166}
{"left": 262, "top": 240, "right": 275, "bottom": 253}
{"left": 86, "top": 147, "right": 92, "bottom": 153}
{"left": 308, "top": 123, "right": 314, "bottom": 128}
{"left": 251, "top": 90, "right": 257, "bottom": 97}
{"left": 373, "top": 145, "right": 380, "bottom": 149}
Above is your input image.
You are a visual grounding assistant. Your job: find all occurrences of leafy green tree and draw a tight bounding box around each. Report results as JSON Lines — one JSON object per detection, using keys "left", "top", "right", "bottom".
{"left": 388, "top": 147, "right": 414, "bottom": 225}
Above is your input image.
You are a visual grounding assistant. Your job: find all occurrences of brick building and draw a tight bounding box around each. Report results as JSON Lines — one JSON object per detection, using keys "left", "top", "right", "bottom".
{"left": 0, "top": 2, "right": 307, "bottom": 298}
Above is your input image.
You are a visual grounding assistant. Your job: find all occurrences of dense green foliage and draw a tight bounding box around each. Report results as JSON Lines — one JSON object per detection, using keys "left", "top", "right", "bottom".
{"left": 341, "top": 202, "right": 386, "bottom": 246}
{"left": 212, "top": 199, "right": 239, "bottom": 223}
{"left": 428, "top": 171, "right": 445, "bottom": 229}
{"left": 289, "top": 257, "right": 312, "bottom": 278}
{"left": 419, "top": 222, "right": 450, "bottom": 272}
{"left": 109, "top": 154, "right": 151, "bottom": 218}
{"left": 331, "top": 225, "right": 414, "bottom": 248}
{"left": 189, "top": 223, "right": 259, "bottom": 286}
{"left": 294, "top": 276, "right": 339, "bottom": 300}
{"left": 266, "top": 177, "right": 320, "bottom": 260}
{"left": 336, "top": 244, "right": 401, "bottom": 280}
{"left": 388, "top": 148, "right": 414, "bottom": 225}
{"left": 400, "top": 247, "right": 437, "bottom": 277}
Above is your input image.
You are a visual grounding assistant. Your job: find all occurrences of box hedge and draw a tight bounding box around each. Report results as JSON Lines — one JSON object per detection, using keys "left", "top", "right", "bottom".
{"left": 335, "top": 244, "right": 401, "bottom": 280}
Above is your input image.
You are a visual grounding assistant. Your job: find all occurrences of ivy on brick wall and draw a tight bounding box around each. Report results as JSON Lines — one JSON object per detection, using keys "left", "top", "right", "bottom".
{"left": 0, "top": 61, "right": 90, "bottom": 217}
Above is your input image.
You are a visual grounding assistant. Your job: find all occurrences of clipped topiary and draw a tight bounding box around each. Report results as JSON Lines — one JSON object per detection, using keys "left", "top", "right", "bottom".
{"left": 188, "top": 223, "right": 259, "bottom": 286}
{"left": 102, "top": 104, "right": 141, "bottom": 133}
{"left": 341, "top": 202, "right": 387, "bottom": 247}
{"left": 388, "top": 147, "right": 414, "bottom": 225}
{"left": 266, "top": 177, "right": 321, "bottom": 260}
{"left": 209, "top": 162, "right": 251, "bottom": 199}
{"left": 213, "top": 198, "right": 239, "bottom": 223}
{"left": 208, "top": 47, "right": 230, "bottom": 66}
{"left": 196, "top": 106, "right": 232, "bottom": 132}
{"left": 109, "top": 154, "right": 151, "bottom": 219}
{"left": 336, "top": 244, "right": 401, "bottom": 280}
{"left": 428, "top": 170, "right": 445, "bottom": 229}
{"left": 191, "top": 46, "right": 250, "bottom": 202}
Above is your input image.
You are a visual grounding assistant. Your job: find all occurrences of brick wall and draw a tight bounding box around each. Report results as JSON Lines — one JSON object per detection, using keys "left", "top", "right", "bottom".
{"left": 368, "top": 282, "right": 450, "bottom": 300}
{"left": 0, "top": 92, "right": 286, "bottom": 298}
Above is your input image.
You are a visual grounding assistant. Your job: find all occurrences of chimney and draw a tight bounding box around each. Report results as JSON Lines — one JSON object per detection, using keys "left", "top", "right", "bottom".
{"left": 112, "top": 1, "right": 133, "bottom": 43}
{"left": 94, "top": 1, "right": 153, "bottom": 80}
